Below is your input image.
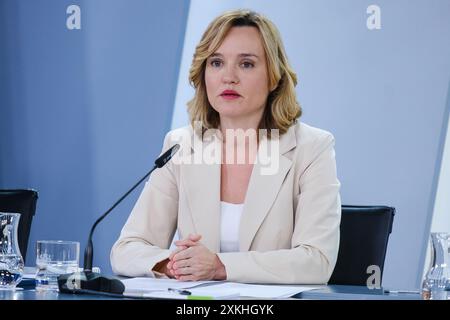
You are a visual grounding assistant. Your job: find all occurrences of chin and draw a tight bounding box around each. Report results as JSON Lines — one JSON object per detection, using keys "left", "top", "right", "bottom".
{"left": 217, "top": 109, "right": 246, "bottom": 119}
{"left": 214, "top": 104, "right": 243, "bottom": 116}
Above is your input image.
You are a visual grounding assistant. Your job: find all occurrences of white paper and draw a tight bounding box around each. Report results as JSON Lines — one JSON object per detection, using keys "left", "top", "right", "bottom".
{"left": 121, "top": 277, "right": 217, "bottom": 294}
{"left": 136, "top": 288, "right": 240, "bottom": 300}
{"left": 121, "top": 277, "right": 320, "bottom": 299}
{"left": 193, "top": 282, "right": 320, "bottom": 298}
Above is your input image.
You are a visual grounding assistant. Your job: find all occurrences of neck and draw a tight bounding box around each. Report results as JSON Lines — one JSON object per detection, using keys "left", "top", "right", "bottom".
{"left": 219, "top": 115, "right": 262, "bottom": 166}
{"left": 219, "top": 112, "right": 263, "bottom": 137}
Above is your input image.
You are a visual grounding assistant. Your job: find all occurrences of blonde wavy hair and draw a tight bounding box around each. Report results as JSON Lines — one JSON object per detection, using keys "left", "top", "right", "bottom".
{"left": 187, "top": 9, "right": 301, "bottom": 137}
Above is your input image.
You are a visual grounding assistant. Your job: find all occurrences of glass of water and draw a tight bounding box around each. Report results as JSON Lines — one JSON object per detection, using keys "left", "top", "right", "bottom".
{"left": 35, "top": 240, "right": 80, "bottom": 291}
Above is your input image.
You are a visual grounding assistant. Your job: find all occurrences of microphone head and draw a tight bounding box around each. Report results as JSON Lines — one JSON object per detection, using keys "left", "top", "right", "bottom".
{"left": 154, "top": 144, "right": 180, "bottom": 168}
{"left": 58, "top": 271, "right": 125, "bottom": 294}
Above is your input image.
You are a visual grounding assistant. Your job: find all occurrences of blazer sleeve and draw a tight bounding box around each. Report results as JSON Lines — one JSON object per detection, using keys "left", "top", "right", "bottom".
{"left": 217, "top": 133, "right": 341, "bottom": 284}
{"left": 110, "top": 133, "right": 179, "bottom": 277}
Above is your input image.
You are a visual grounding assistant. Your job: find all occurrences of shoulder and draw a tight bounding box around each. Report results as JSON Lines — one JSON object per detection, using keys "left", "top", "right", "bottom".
{"left": 283, "top": 122, "right": 336, "bottom": 165}
{"left": 160, "top": 125, "right": 197, "bottom": 165}
{"left": 162, "top": 125, "right": 194, "bottom": 148}
{"left": 292, "top": 121, "right": 335, "bottom": 145}
{"left": 164, "top": 125, "right": 193, "bottom": 141}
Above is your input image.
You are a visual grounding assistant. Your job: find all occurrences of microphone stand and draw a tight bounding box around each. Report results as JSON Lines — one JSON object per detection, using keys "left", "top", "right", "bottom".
{"left": 58, "top": 144, "right": 179, "bottom": 294}
{"left": 83, "top": 165, "right": 157, "bottom": 272}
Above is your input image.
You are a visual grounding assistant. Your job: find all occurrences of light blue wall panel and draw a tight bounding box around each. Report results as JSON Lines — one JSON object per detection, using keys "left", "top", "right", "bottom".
{"left": 172, "top": 0, "right": 450, "bottom": 289}
{"left": 0, "top": 0, "right": 190, "bottom": 273}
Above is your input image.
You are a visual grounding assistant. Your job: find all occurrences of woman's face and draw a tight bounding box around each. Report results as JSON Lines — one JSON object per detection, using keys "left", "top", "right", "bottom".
{"left": 205, "top": 26, "right": 270, "bottom": 124}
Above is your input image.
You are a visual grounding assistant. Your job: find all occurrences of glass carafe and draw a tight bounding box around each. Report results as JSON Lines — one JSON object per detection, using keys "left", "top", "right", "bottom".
{"left": 0, "top": 212, "right": 24, "bottom": 289}
{"left": 422, "top": 232, "right": 450, "bottom": 300}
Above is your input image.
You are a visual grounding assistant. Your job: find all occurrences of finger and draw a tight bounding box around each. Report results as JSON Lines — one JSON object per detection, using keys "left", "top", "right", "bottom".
{"left": 172, "top": 258, "right": 192, "bottom": 270}
{"left": 173, "top": 247, "right": 194, "bottom": 262}
{"left": 174, "top": 234, "right": 202, "bottom": 247}
{"left": 169, "top": 246, "right": 187, "bottom": 260}
{"left": 175, "top": 238, "right": 197, "bottom": 245}
{"left": 174, "top": 239, "right": 198, "bottom": 247}
{"left": 189, "top": 234, "right": 202, "bottom": 241}
{"left": 174, "top": 266, "right": 193, "bottom": 276}
{"left": 177, "top": 275, "right": 197, "bottom": 281}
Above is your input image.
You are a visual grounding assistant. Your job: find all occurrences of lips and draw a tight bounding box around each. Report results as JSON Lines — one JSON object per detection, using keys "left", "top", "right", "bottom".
{"left": 220, "top": 89, "right": 241, "bottom": 100}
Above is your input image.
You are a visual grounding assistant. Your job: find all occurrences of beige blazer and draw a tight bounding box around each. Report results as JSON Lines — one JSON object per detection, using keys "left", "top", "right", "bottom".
{"left": 110, "top": 121, "right": 341, "bottom": 284}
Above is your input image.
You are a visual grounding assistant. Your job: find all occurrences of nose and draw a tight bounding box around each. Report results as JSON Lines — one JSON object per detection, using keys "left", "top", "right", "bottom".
{"left": 221, "top": 65, "right": 239, "bottom": 84}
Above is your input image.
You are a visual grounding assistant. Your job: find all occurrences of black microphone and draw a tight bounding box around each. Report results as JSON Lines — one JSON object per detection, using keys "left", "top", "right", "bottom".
{"left": 58, "top": 144, "right": 180, "bottom": 294}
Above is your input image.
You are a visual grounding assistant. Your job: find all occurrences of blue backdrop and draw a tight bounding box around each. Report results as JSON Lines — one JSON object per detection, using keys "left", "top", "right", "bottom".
{"left": 0, "top": 0, "right": 190, "bottom": 273}
{"left": 1, "top": 0, "right": 450, "bottom": 290}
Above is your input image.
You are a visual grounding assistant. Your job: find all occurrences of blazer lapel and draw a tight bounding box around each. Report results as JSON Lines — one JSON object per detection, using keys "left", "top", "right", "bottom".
{"left": 181, "top": 129, "right": 222, "bottom": 253}
{"left": 239, "top": 127, "right": 297, "bottom": 251}
{"left": 180, "top": 125, "right": 297, "bottom": 253}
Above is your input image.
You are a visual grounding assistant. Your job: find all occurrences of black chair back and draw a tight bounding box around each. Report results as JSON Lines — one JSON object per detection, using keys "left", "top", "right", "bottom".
{"left": 328, "top": 205, "right": 395, "bottom": 286}
{"left": 0, "top": 189, "right": 38, "bottom": 262}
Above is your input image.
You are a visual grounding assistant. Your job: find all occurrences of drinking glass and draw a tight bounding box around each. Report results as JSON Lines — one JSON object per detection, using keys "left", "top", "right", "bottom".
{"left": 35, "top": 240, "right": 80, "bottom": 291}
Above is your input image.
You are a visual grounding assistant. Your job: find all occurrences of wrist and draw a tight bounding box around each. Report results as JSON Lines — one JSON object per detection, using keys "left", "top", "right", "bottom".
{"left": 213, "top": 254, "right": 227, "bottom": 280}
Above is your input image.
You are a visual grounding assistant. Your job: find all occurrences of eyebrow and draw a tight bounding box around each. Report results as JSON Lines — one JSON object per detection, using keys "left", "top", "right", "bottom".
{"left": 209, "top": 53, "right": 259, "bottom": 59}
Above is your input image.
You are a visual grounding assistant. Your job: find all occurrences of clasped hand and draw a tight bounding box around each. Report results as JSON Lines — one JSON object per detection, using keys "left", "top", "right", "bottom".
{"left": 161, "top": 234, "right": 226, "bottom": 281}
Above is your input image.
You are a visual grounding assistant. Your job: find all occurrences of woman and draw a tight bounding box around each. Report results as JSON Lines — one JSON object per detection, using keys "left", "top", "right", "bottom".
{"left": 111, "top": 9, "right": 341, "bottom": 284}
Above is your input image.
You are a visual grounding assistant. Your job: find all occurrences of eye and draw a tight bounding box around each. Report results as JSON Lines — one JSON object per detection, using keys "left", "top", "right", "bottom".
{"left": 209, "top": 59, "right": 222, "bottom": 68}
{"left": 241, "top": 61, "right": 255, "bottom": 69}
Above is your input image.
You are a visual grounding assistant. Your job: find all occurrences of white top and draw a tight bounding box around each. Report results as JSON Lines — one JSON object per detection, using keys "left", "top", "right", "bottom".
{"left": 220, "top": 201, "right": 244, "bottom": 252}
